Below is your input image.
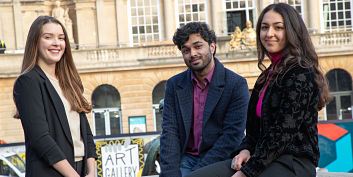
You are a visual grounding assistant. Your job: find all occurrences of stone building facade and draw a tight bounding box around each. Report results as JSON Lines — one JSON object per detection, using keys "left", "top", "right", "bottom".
{"left": 0, "top": 0, "right": 352, "bottom": 143}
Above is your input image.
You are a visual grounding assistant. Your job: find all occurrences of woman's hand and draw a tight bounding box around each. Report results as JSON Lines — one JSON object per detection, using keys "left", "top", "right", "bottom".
{"left": 85, "top": 172, "right": 95, "bottom": 177}
{"left": 85, "top": 158, "right": 96, "bottom": 177}
{"left": 232, "top": 171, "right": 247, "bottom": 177}
{"left": 231, "top": 149, "right": 250, "bottom": 171}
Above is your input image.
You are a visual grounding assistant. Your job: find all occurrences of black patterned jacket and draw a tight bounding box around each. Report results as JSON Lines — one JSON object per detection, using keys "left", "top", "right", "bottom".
{"left": 234, "top": 64, "right": 320, "bottom": 177}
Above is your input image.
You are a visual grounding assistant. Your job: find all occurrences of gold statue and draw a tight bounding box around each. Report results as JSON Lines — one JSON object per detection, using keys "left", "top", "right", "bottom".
{"left": 229, "top": 21, "right": 256, "bottom": 51}
{"left": 229, "top": 26, "right": 242, "bottom": 50}
{"left": 241, "top": 21, "right": 256, "bottom": 48}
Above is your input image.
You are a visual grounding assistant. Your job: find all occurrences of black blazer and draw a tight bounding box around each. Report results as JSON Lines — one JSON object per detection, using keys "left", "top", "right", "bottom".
{"left": 160, "top": 58, "right": 249, "bottom": 177}
{"left": 13, "top": 65, "right": 97, "bottom": 177}
{"left": 234, "top": 63, "right": 320, "bottom": 177}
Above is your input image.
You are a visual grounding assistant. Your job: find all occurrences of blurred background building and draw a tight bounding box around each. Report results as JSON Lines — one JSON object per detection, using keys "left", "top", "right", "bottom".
{"left": 0, "top": 0, "right": 352, "bottom": 143}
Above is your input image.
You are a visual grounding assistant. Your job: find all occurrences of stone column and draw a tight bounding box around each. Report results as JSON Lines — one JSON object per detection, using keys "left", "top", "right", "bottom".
{"left": 258, "top": 0, "right": 272, "bottom": 12}
{"left": 210, "top": 0, "right": 224, "bottom": 35}
{"left": 12, "top": 0, "right": 24, "bottom": 50}
{"left": 307, "top": 0, "right": 320, "bottom": 33}
{"left": 163, "top": 0, "right": 176, "bottom": 41}
{"left": 96, "top": 0, "right": 104, "bottom": 47}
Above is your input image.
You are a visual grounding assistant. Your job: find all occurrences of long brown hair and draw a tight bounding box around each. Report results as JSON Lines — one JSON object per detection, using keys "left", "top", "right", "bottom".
{"left": 14, "top": 15, "right": 91, "bottom": 118}
{"left": 256, "top": 3, "right": 331, "bottom": 110}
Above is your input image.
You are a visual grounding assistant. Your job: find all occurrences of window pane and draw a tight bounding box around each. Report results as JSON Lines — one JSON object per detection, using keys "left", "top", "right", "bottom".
{"left": 94, "top": 112, "right": 105, "bottom": 136}
{"left": 152, "top": 81, "right": 166, "bottom": 104}
{"left": 338, "top": 12, "right": 344, "bottom": 18}
{"left": 192, "top": 4, "right": 198, "bottom": 12}
{"left": 92, "top": 84, "right": 120, "bottom": 108}
{"left": 146, "top": 25, "right": 152, "bottom": 33}
{"left": 145, "top": 7, "right": 151, "bottom": 15}
{"left": 179, "top": 5, "right": 184, "bottom": 12}
{"left": 330, "top": 3, "right": 336, "bottom": 10}
{"left": 146, "top": 16, "right": 152, "bottom": 24}
{"left": 138, "top": 7, "right": 144, "bottom": 15}
{"left": 139, "top": 26, "right": 145, "bottom": 33}
{"left": 131, "top": 8, "right": 137, "bottom": 16}
{"left": 186, "top": 4, "right": 191, "bottom": 12}
{"left": 154, "top": 34, "right": 159, "bottom": 41}
{"left": 341, "top": 95, "right": 352, "bottom": 119}
{"left": 140, "top": 35, "right": 145, "bottom": 42}
{"left": 338, "top": 2, "right": 343, "bottom": 10}
{"left": 200, "top": 12, "right": 205, "bottom": 21}
{"left": 110, "top": 111, "right": 121, "bottom": 135}
{"left": 146, "top": 34, "right": 152, "bottom": 41}
{"left": 155, "top": 107, "right": 162, "bottom": 131}
{"left": 233, "top": 2, "right": 238, "bottom": 8}
{"left": 240, "top": 1, "right": 245, "bottom": 8}
{"left": 326, "top": 97, "right": 337, "bottom": 120}
{"left": 186, "top": 14, "right": 191, "bottom": 21}
{"left": 193, "top": 13, "right": 198, "bottom": 21}
{"left": 179, "top": 14, "right": 185, "bottom": 22}
{"left": 199, "top": 4, "right": 204, "bottom": 11}
{"left": 133, "top": 35, "right": 139, "bottom": 43}
{"left": 153, "top": 16, "right": 158, "bottom": 23}
{"left": 153, "top": 25, "right": 159, "bottom": 32}
{"left": 226, "top": 2, "right": 231, "bottom": 9}
{"left": 331, "top": 12, "right": 337, "bottom": 20}
{"left": 139, "top": 17, "right": 145, "bottom": 24}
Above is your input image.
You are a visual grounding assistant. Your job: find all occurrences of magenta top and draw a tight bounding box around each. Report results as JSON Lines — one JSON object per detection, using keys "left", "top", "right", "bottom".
{"left": 186, "top": 64, "right": 215, "bottom": 155}
{"left": 256, "top": 51, "right": 282, "bottom": 118}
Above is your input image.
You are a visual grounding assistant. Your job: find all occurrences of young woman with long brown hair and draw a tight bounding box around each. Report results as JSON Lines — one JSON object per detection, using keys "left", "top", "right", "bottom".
{"left": 186, "top": 3, "right": 331, "bottom": 177}
{"left": 13, "top": 15, "right": 97, "bottom": 177}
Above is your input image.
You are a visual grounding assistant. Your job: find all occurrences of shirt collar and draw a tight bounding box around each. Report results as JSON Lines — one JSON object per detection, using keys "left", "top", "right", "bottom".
{"left": 191, "top": 62, "right": 216, "bottom": 87}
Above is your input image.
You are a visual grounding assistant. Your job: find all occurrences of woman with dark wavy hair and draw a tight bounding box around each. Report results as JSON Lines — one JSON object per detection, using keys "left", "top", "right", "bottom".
{"left": 13, "top": 16, "right": 97, "bottom": 177}
{"left": 186, "top": 3, "right": 331, "bottom": 177}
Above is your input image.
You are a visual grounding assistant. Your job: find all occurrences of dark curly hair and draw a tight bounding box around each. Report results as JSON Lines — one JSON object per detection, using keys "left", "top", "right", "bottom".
{"left": 173, "top": 22, "right": 217, "bottom": 57}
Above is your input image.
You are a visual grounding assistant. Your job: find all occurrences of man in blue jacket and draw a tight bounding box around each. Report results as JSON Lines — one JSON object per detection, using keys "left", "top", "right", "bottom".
{"left": 160, "top": 22, "right": 249, "bottom": 177}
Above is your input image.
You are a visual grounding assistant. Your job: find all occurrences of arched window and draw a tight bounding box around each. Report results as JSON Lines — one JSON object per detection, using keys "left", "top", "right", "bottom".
{"left": 91, "top": 84, "right": 122, "bottom": 136}
{"left": 152, "top": 81, "right": 166, "bottom": 131}
{"left": 325, "top": 69, "right": 353, "bottom": 120}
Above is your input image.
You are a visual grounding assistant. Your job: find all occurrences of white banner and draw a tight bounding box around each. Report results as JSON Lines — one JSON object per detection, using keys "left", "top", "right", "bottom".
{"left": 101, "top": 143, "right": 140, "bottom": 177}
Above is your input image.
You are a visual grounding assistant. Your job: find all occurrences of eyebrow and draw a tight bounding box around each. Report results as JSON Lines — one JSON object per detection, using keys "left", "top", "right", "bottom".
{"left": 182, "top": 41, "right": 203, "bottom": 48}
{"left": 261, "top": 22, "right": 284, "bottom": 25}
{"left": 41, "top": 33, "right": 65, "bottom": 36}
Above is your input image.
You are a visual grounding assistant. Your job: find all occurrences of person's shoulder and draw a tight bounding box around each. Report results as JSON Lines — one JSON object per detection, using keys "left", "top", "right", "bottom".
{"left": 167, "top": 70, "right": 189, "bottom": 83}
{"left": 16, "top": 67, "right": 43, "bottom": 84}
{"left": 284, "top": 63, "right": 314, "bottom": 77}
{"left": 280, "top": 64, "right": 315, "bottom": 85}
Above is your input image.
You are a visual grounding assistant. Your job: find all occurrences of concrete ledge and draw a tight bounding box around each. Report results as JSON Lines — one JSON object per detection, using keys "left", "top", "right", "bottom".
{"left": 317, "top": 172, "right": 353, "bottom": 177}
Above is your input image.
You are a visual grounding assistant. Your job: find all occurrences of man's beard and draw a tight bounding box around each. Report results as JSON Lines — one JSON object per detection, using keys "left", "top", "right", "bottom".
{"left": 189, "top": 48, "right": 213, "bottom": 72}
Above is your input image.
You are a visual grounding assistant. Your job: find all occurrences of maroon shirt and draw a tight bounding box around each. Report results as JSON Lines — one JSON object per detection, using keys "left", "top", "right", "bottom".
{"left": 186, "top": 64, "right": 215, "bottom": 155}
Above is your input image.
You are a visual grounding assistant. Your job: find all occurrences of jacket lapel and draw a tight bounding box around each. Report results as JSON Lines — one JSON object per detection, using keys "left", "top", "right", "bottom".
{"left": 176, "top": 70, "right": 193, "bottom": 142}
{"left": 34, "top": 66, "right": 74, "bottom": 146}
{"left": 203, "top": 58, "right": 225, "bottom": 124}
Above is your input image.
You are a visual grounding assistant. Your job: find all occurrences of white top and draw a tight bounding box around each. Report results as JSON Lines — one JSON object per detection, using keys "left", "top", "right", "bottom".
{"left": 44, "top": 71, "right": 84, "bottom": 162}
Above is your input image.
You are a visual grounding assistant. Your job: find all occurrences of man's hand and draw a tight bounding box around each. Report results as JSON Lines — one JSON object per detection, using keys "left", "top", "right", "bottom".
{"left": 231, "top": 149, "right": 250, "bottom": 171}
